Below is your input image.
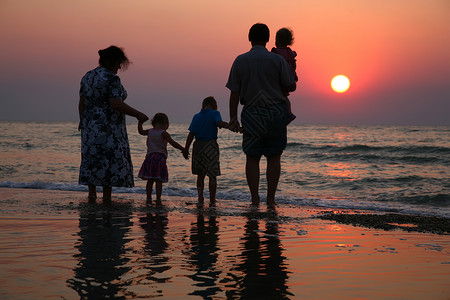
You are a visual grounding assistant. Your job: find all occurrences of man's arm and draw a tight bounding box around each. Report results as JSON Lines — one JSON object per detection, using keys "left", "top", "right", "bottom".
{"left": 284, "top": 82, "right": 296, "bottom": 93}
{"left": 228, "top": 91, "right": 240, "bottom": 132}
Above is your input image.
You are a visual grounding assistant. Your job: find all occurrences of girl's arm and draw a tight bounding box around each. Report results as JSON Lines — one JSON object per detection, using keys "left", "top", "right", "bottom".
{"left": 162, "top": 131, "right": 189, "bottom": 159}
{"left": 138, "top": 122, "right": 149, "bottom": 136}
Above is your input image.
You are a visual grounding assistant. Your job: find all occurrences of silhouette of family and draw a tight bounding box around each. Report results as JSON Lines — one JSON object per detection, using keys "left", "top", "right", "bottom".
{"left": 78, "top": 23, "right": 297, "bottom": 208}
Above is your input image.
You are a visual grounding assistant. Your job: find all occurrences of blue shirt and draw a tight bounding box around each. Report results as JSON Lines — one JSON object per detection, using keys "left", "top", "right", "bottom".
{"left": 188, "top": 109, "right": 223, "bottom": 141}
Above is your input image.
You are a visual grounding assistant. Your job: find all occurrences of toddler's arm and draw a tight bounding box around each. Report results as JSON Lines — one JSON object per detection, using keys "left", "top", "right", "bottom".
{"left": 162, "top": 131, "right": 189, "bottom": 159}
{"left": 138, "top": 121, "right": 149, "bottom": 136}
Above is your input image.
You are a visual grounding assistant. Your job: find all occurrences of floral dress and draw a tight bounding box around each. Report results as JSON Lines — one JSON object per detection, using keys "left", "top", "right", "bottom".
{"left": 79, "top": 67, "right": 134, "bottom": 187}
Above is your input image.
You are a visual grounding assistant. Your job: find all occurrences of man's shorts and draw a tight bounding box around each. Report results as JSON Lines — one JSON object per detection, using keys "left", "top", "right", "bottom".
{"left": 192, "top": 139, "right": 221, "bottom": 177}
{"left": 241, "top": 103, "right": 287, "bottom": 158}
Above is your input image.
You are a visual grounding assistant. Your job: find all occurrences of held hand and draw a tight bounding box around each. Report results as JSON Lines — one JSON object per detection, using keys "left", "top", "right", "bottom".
{"left": 182, "top": 148, "right": 189, "bottom": 160}
{"left": 137, "top": 112, "right": 149, "bottom": 123}
{"left": 228, "top": 118, "right": 241, "bottom": 133}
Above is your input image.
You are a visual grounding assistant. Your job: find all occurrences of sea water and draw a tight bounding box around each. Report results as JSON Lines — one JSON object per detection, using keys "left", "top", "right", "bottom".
{"left": 0, "top": 121, "right": 449, "bottom": 217}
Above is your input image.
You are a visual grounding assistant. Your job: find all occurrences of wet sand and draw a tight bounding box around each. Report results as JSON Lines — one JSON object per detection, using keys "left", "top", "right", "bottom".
{"left": 0, "top": 188, "right": 449, "bottom": 299}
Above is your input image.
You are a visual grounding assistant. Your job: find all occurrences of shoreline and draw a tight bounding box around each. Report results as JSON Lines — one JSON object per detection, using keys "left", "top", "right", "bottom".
{"left": 1, "top": 187, "right": 448, "bottom": 234}
{"left": 1, "top": 187, "right": 449, "bottom": 299}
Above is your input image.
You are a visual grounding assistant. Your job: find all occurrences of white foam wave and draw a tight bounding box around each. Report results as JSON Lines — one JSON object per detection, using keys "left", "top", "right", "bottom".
{"left": 0, "top": 181, "right": 448, "bottom": 218}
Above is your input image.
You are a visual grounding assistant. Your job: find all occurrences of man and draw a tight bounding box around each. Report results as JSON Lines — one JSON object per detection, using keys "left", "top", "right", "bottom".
{"left": 226, "top": 23, "right": 296, "bottom": 207}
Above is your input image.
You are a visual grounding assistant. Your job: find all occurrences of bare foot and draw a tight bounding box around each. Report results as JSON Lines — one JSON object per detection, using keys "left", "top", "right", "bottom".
{"left": 251, "top": 196, "right": 260, "bottom": 206}
{"left": 267, "top": 200, "right": 277, "bottom": 209}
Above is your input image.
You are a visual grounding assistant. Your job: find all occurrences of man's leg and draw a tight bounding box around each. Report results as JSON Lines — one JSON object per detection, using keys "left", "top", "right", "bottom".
{"left": 246, "top": 155, "right": 261, "bottom": 205}
{"left": 266, "top": 154, "right": 281, "bottom": 206}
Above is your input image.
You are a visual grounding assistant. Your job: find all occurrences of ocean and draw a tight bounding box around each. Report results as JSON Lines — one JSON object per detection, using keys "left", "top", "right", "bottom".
{"left": 1, "top": 121, "right": 449, "bottom": 217}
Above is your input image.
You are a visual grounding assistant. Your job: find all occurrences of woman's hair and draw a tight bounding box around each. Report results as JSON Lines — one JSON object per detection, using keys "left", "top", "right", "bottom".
{"left": 275, "top": 28, "right": 294, "bottom": 46}
{"left": 151, "top": 113, "right": 169, "bottom": 127}
{"left": 98, "top": 45, "right": 130, "bottom": 70}
{"left": 248, "top": 23, "right": 270, "bottom": 43}
{"left": 202, "top": 96, "right": 217, "bottom": 109}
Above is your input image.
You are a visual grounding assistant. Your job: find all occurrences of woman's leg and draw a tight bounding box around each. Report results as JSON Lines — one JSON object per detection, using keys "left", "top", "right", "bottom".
{"left": 103, "top": 186, "right": 112, "bottom": 204}
{"left": 88, "top": 185, "right": 97, "bottom": 203}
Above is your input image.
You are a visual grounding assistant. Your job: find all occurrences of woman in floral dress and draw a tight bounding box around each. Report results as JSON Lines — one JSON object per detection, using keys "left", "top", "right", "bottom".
{"left": 78, "top": 45, "right": 148, "bottom": 204}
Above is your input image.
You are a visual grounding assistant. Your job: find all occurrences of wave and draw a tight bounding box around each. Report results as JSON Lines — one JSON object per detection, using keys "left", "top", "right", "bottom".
{"left": 286, "top": 143, "right": 450, "bottom": 155}
{"left": 1, "top": 180, "right": 449, "bottom": 218}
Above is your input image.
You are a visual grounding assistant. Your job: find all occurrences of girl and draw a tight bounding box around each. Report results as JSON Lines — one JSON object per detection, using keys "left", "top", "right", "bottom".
{"left": 271, "top": 27, "right": 298, "bottom": 124}
{"left": 138, "top": 113, "right": 187, "bottom": 205}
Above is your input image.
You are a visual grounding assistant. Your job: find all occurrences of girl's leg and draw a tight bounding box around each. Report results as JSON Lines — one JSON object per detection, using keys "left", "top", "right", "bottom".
{"left": 88, "top": 185, "right": 97, "bottom": 203}
{"left": 103, "top": 186, "right": 112, "bottom": 204}
{"left": 155, "top": 180, "right": 163, "bottom": 204}
{"left": 208, "top": 176, "right": 217, "bottom": 206}
{"left": 197, "top": 174, "right": 206, "bottom": 206}
{"left": 146, "top": 180, "right": 154, "bottom": 204}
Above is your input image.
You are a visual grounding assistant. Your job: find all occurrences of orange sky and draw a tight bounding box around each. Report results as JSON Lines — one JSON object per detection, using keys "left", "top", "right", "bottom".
{"left": 1, "top": 0, "right": 449, "bottom": 125}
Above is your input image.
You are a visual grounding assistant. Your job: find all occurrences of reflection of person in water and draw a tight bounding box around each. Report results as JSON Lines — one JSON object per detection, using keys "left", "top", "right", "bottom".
{"left": 230, "top": 211, "right": 291, "bottom": 299}
{"left": 67, "top": 206, "right": 133, "bottom": 298}
{"left": 137, "top": 209, "right": 170, "bottom": 285}
{"left": 188, "top": 210, "right": 221, "bottom": 298}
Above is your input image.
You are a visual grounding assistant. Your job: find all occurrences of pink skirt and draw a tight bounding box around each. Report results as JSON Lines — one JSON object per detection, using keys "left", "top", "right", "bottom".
{"left": 138, "top": 152, "right": 168, "bottom": 182}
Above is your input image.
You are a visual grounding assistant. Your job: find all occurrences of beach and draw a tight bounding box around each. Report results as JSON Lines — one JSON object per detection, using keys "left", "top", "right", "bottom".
{"left": 0, "top": 188, "right": 449, "bottom": 299}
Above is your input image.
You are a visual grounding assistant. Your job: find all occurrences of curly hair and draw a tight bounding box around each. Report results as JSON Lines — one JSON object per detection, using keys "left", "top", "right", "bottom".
{"left": 151, "top": 113, "right": 169, "bottom": 127}
{"left": 275, "top": 28, "right": 294, "bottom": 47}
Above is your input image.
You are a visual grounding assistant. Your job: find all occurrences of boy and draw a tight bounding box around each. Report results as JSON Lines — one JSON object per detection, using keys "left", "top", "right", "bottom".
{"left": 184, "top": 96, "right": 228, "bottom": 207}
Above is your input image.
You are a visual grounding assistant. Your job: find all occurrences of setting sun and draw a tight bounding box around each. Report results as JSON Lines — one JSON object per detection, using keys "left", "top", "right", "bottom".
{"left": 331, "top": 75, "right": 350, "bottom": 93}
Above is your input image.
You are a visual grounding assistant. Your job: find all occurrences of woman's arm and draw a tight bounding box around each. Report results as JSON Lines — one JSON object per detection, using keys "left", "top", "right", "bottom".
{"left": 109, "top": 98, "right": 149, "bottom": 123}
{"left": 78, "top": 96, "right": 85, "bottom": 131}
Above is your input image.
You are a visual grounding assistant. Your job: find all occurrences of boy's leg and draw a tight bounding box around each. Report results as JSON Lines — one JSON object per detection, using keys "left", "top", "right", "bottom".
{"left": 246, "top": 155, "right": 261, "bottom": 205}
{"left": 197, "top": 174, "right": 206, "bottom": 206}
{"left": 208, "top": 176, "right": 217, "bottom": 205}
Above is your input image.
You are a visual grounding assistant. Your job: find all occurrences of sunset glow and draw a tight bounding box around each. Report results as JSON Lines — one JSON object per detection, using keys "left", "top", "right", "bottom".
{"left": 331, "top": 75, "right": 350, "bottom": 93}
{"left": 0, "top": 0, "right": 449, "bottom": 125}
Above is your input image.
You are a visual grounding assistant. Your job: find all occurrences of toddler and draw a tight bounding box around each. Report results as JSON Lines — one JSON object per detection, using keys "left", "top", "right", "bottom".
{"left": 138, "top": 113, "right": 187, "bottom": 205}
{"left": 271, "top": 27, "right": 298, "bottom": 124}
